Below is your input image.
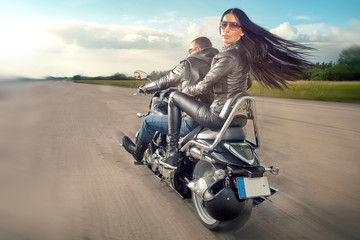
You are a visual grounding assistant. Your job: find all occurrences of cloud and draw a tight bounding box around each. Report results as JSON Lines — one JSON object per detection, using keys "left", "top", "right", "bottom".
{"left": 270, "top": 21, "right": 360, "bottom": 44}
{"left": 295, "top": 16, "right": 312, "bottom": 20}
{"left": 0, "top": 20, "right": 52, "bottom": 56}
{"left": 185, "top": 16, "right": 223, "bottom": 49}
{"left": 167, "top": 11, "right": 177, "bottom": 17}
{"left": 147, "top": 12, "right": 177, "bottom": 24}
{"left": 2, "top": 16, "right": 359, "bottom": 78}
{"left": 0, "top": 19, "right": 189, "bottom": 78}
{"left": 270, "top": 20, "right": 360, "bottom": 62}
{"left": 46, "top": 21, "right": 184, "bottom": 50}
{"left": 270, "top": 22, "right": 299, "bottom": 41}
{"left": 148, "top": 18, "right": 176, "bottom": 24}
{"left": 0, "top": 16, "right": 226, "bottom": 79}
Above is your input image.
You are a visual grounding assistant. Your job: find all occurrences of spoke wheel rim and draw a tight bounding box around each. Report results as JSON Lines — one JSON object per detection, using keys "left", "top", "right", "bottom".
{"left": 192, "top": 161, "right": 218, "bottom": 225}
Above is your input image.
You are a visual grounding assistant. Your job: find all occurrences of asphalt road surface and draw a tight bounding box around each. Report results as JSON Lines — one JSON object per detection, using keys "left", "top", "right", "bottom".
{"left": 0, "top": 81, "right": 359, "bottom": 240}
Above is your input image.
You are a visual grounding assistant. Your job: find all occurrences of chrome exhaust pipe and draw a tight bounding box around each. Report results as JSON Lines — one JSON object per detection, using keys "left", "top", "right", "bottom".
{"left": 189, "top": 147, "right": 216, "bottom": 163}
{"left": 187, "top": 169, "right": 226, "bottom": 200}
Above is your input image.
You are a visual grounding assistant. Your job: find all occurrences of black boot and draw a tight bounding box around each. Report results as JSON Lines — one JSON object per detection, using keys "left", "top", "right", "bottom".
{"left": 160, "top": 97, "right": 181, "bottom": 169}
{"left": 161, "top": 135, "right": 179, "bottom": 169}
{"left": 122, "top": 136, "right": 148, "bottom": 162}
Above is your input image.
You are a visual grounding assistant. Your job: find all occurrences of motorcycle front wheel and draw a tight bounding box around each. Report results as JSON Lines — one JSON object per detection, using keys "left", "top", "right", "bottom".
{"left": 192, "top": 160, "right": 253, "bottom": 231}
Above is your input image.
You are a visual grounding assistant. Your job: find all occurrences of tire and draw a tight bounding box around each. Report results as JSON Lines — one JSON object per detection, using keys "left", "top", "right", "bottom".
{"left": 192, "top": 160, "right": 253, "bottom": 231}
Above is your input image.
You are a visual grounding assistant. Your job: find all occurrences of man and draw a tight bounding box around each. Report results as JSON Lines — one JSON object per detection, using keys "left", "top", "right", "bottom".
{"left": 122, "top": 37, "right": 219, "bottom": 162}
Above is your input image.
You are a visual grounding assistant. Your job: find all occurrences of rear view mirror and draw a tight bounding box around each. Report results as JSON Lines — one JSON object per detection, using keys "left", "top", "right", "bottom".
{"left": 134, "top": 70, "right": 150, "bottom": 81}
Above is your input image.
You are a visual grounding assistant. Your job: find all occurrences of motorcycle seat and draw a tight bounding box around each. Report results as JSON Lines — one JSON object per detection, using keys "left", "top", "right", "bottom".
{"left": 180, "top": 96, "right": 259, "bottom": 153}
{"left": 196, "top": 127, "right": 245, "bottom": 141}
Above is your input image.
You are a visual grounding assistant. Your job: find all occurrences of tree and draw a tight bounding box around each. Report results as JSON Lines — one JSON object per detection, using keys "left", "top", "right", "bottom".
{"left": 314, "top": 62, "right": 335, "bottom": 69}
{"left": 148, "top": 70, "right": 169, "bottom": 80}
{"left": 112, "top": 72, "right": 127, "bottom": 80}
{"left": 338, "top": 45, "right": 360, "bottom": 65}
{"left": 73, "top": 74, "right": 81, "bottom": 81}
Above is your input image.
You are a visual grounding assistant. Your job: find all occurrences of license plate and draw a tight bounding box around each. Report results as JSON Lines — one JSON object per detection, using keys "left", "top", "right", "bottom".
{"left": 237, "top": 177, "right": 271, "bottom": 199}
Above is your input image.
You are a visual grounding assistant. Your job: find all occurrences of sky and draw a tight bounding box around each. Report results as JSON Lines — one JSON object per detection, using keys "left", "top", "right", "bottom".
{"left": 0, "top": 0, "right": 359, "bottom": 79}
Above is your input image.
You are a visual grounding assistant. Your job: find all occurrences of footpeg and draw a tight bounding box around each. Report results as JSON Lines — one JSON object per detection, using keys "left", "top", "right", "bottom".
{"left": 265, "top": 165, "right": 280, "bottom": 175}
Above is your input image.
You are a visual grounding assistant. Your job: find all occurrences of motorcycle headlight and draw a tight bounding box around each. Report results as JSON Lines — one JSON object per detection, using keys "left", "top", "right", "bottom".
{"left": 224, "top": 142, "right": 255, "bottom": 165}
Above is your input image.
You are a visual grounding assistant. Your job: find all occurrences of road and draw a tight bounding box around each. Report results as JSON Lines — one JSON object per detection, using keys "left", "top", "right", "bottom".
{"left": 0, "top": 81, "right": 359, "bottom": 240}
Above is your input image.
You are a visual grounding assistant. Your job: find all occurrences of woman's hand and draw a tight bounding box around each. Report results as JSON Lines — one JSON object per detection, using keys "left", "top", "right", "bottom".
{"left": 182, "top": 86, "right": 194, "bottom": 97}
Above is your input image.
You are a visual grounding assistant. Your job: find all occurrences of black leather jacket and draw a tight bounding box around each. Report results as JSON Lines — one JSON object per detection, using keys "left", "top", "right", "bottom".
{"left": 183, "top": 41, "right": 252, "bottom": 118}
{"left": 142, "top": 47, "right": 219, "bottom": 105}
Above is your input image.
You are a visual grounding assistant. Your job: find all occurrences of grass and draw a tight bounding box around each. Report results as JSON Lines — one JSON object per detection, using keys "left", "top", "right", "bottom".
{"left": 248, "top": 81, "right": 360, "bottom": 103}
{"left": 75, "top": 79, "right": 360, "bottom": 103}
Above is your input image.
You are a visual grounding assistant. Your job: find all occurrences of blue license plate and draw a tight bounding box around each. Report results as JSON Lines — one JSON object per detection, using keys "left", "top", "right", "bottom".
{"left": 237, "top": 177, "right": 271, "bottom": 199}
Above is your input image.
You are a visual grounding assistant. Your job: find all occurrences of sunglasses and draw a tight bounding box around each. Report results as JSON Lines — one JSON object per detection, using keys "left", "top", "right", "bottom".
{"left": 220, "top": 21, "right": 241, "bottom": 31}
{"left": 188, "top": 47, "right": 198, "bottom": 54}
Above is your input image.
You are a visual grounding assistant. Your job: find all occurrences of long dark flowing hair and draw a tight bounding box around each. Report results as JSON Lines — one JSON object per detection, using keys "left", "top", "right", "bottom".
{"left": 221, "top": 8, "right": 314, "bottom": 88}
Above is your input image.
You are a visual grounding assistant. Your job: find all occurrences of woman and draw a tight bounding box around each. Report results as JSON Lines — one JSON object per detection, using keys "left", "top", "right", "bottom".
{"left": 160, "top": 8, "right": 314, "bottom": 169}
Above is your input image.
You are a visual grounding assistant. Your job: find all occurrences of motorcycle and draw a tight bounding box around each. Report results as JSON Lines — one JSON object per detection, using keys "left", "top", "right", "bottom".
{"left": 128, "top": 73, "right": 279, "bottom": 231}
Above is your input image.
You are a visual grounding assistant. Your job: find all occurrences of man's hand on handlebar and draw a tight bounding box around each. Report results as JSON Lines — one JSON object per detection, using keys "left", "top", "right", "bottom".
{"left": 138, "top": 85, "right": 147, "bottom": 95}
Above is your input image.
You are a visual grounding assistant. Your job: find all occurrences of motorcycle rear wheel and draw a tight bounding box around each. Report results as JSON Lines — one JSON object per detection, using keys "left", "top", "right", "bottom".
{"left": 192, "top": 160, "right": 253, "bottom": 231}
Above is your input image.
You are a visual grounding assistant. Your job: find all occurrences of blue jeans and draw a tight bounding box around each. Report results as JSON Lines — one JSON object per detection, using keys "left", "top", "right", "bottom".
{"left": 137, "top": 114, "right": 198, "bottom": 143}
